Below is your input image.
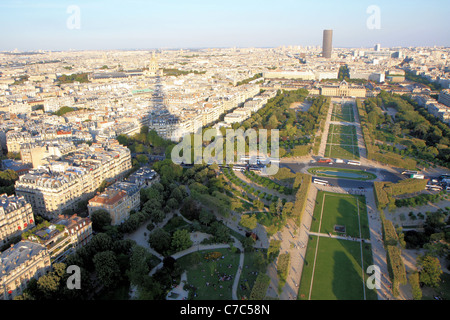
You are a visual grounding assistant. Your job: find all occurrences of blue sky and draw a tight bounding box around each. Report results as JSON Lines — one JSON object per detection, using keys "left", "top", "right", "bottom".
{"left": 0, "top": 0, "right": 448, "bottom": 51}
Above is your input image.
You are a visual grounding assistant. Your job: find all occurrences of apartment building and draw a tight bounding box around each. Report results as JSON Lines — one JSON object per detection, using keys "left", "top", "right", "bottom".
{"left": 24, "top": 222, "right": 71, "bottom": 263}
{"left": 0, "top": 194, "right": 35, "bottom": 245}
{"left": 0, "top": 240, "right": 51, "bottom": 300}
{"left": 52, "top": 214, "right": 92, "bottom": 250}
{"left": 15, "top": 141, "right": 131, "bottom": 218}
{"left": 6, "top": 131, "right": 33, "bottom": 153}
{"left": 23, "top": 214, "right": 92, "bottom": 264}
{"left": 438, "top": 89, "right": 450, "bottom": 108}
{"left": 88, "top": 181, "right": 139, "bottom": 226}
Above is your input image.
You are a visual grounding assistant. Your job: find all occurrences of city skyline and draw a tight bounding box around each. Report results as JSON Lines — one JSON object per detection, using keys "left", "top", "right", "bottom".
{"left": 1, "top": 0, "right": 449, "bottom": 51}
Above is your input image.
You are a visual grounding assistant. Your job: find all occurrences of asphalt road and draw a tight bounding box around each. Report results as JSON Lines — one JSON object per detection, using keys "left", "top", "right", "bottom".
{"left": 280, "top": 161, "right": 404, "bottom": 188}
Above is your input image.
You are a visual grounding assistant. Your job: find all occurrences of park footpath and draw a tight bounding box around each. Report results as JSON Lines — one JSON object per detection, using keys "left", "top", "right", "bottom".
{"left": 265, "top": 184, "right": 318, "bottom": 300}
{"left": 364, "top": 188, "right": 395, "bottom": 300}
{"left": 126, "top": 207, "right": 247, "bottom": 300}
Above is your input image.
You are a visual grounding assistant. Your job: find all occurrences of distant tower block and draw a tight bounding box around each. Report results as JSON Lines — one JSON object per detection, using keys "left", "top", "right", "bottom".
{"left": 375, "top": 44, "right": 381, "bottom": 52}
{"left": 322, "top": 29, "right": 333, "bottom": 59}
{"left": 146, "top": 52, "right": 159, "bottom": 77}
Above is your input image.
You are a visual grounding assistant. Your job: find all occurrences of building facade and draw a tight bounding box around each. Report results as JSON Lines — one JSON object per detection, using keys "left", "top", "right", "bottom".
{"left": 319, "top": 80, "right": 366, "bottom": 98}
{"left": 88, "top": 181, "right": 140, "bottom": 226}
{"left": 0, "top": 194, "right": 35, "bottom": 245}
{"left": 0, "top": 241, "right": 51, "bottom": 300}
{"left": 15, "top": 141, "right": 132, "bottom": 218}
{"left": 438, "top": 89, "right": 450, "bottom": 108}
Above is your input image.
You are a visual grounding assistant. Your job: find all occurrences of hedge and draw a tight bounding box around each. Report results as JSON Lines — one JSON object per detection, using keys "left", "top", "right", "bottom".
{"left": 292, "top": 173, "right": 312, "bottom": 226}
{"left": 374, "top": 179, "right": 428, "bottom": 210}
{"left": 374, "top": 181, "right": 390, "bottom": 210}
{"left": 383, "top": 219, "right": 399, "bottom": 246}
{"left": 386, "top": 245, "right": 407, "bottom": 297}
{"left": 249, "top": 273, "right": 271, "bottom": 300}
{"left": 408, "top": 271, "right": 422, "bottom": 300}
{"left": 385, "top": 179, "right": 428, "bottom": 196}
{"left": 277, "top": 253, "right": 291, "bottom": 287}
{"left": 267, "top": 240, "right": 281, "bottom": 262}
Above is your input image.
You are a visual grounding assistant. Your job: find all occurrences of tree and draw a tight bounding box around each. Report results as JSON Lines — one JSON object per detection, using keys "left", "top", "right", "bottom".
{"left": 88, "top": 233, "right": 114, "bottom": 255}
{"left": 136, "top": 154, "right": 149, "bottom": 164}
{"left": 254, "top": 199, "right": 264, "bottom": 211}
{"left": 127, "top": 245, "right": 151, "bottom": 286}
{"left": 425, "top": 211, "right": 447, "bottom": 232}
{"left": 93, "top": 251, "right": 121, "bottom": 289}
{"left": 211, "top": 221, "right": 230, "bottom": 243}
{"left": 199, "top": 209, "right": 215, "bottom": 226}
{"left": 180, "top": 197, "right": 201, "bottom": 220}
{"left": 166, "top": 198, "right": 179, "bottom": 210}
{"left": 170, "top": 187, "right": 184, "bottom": 203}
{"left": 97, "top": 180, "right": 108, "bottom": 193}
{"left": 417, "top": 255, "right": 443, "bottom": 288}
{"left": 148, "top": 228, "right": 171, "bottom": 254}
{"left": 239, "top": 214, "right": 258, "bottom": 230}
{"left": 37, "top": 273, "right": 60, "bottom": 299}
{"left": 138, "top": 275, "right": 164, "bottom": 300}
{"left": 171, "top": 229, "right": 192, "bottom": 252}
{"left": 90, "top": 210, "right": 112, "bottom": 232}
{"left": 254, "top": 250, "right": 268, "bottom": 272}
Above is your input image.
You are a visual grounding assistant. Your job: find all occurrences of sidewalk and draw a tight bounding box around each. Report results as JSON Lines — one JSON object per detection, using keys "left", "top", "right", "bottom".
{"left": 265, "top": 184, "right": 318, "bottom": 300}
{"left": 365, "top": 188, "right": 395, "bottom": 300}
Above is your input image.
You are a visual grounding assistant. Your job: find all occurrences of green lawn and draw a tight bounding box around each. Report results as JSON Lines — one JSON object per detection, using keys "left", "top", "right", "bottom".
{"left": 421, "top": 272, "right": 450, "bottom": 300}
{"left": 176, "top": 248, "right": 240, "bottom": 300}
{"left": 298, "top": 236, "right": 377, "bottom": 300}
{"left": 331, "top": 104, "right": 355, "bottom": 122}
{"left": 298, "top": 191, "right": 376, "bottom": 300}
{"left": 328, "top": 133, "right": 357, "bottom": 146}
{"left": 310, "top": 191, "right": 370, "bottom": 240}
{"left": 326, "top": 124, "right": 359, "bottom": 160}
{"left": 325, "top": 144, "right": 360, "bottom": 160}
{"left": 329, "top": 124, "right": 356, "bottom": 135}
{"left": 236, "top": 249, "right": 267, "bottom": 300}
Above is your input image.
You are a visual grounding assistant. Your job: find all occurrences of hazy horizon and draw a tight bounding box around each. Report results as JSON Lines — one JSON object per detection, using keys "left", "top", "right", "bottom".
{"left": 1, "top": 0, "right": 449, "bottom": 51}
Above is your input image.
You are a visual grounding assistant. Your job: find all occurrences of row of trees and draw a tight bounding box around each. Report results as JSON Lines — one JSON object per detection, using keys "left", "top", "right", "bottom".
{"left": 236, "top": 73, "right": 263, "bottom": 86}
{"left": 57, "top": 73, "right": 90, "bottom": 84}
{"left": 363, "top": 92, "right": 450, "bottom": 168}
{"left": 243, "top": 170, "right": 294, "bottom": 195}
{"left": 395, "top": 191, "right": 447, "bottom": 208}
{"left": 117, "top": 126, "right": 175, "bottom": 159}
{"left": 357, "top": 98, "right": 417, "bottom": 170}
{"left": 405, "top": 70, "right": 442, "bottom": 91}
{"left": 384, "top": 204, "right": 448, "bottom": 299}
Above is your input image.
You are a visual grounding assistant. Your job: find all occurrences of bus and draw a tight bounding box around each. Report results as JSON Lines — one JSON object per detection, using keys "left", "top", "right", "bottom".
{"left": 426, "top": 185, "right": 442, "bottom": 191}
{"left": 318, "top": 158, "right": 333, "bottom": 164}
{"left": 402, "top": 170, "right": 419, "bottom": 175}
{"left": 313, "top": 179, "right": 329, "bottom": 186}
{"left": 347, "top": 160, "right": 361, "bottom": 166}
{"left": 232, "top": 165, "right": 247, "bottom": 172}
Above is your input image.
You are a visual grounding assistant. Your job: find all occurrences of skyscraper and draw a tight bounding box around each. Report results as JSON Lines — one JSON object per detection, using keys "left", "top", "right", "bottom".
{"left": 322, "top": 29, "right": 333, "bottom": 59}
